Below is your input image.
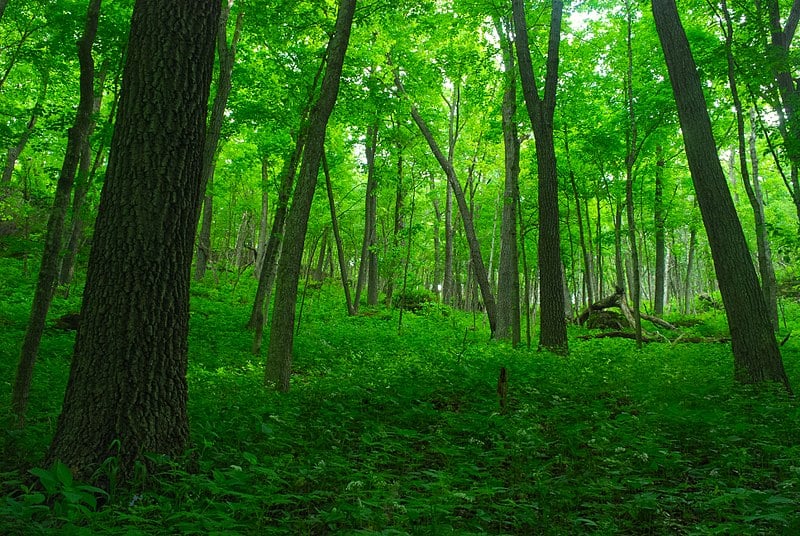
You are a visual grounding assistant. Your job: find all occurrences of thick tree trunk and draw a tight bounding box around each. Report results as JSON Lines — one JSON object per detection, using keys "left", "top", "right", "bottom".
{"left": 47, "top": 0, "right": 219, "bottom": 479}
{"left": 513, "top": 0, "right": 568, "bottom": 353}
{"left": 11, "top": 0, "right": 101, "bottom": 422}
{"left": 265, "top": 0, "right": 356, "bottom": 392}
{"left": 652, "top": 0, "right": 791, "bottom": 392}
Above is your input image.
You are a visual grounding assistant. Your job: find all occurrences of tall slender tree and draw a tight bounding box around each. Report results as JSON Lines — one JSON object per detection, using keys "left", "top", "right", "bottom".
{"left": 47, "top": 0, "right": 220, "bottom": 479}
{"left": 512, "top": 0, "right": 568, "bottom": 353}
{"left": 652, "top": 0, "right": 791, "bottom": 392}
{"left": 265, "top": 0, "right": 356, "bottom": 392}
{"left": 11, "top": 0, "right": 102, "bottom": 422}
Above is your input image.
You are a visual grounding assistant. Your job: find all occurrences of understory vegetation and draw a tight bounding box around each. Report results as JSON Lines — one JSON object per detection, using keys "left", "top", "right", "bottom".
{"left": 1, "top": 259, "right": 799, "bottom": 535}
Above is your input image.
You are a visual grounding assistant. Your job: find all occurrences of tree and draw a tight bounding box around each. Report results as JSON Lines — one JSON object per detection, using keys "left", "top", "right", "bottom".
{"left": 11, "top": 0, "right": 102, "bottom": 422}
{"left": 47, "top": 0, "right": 219, "bottom": 479}
{"left": 651, "top": 0, "right": 792, "bottom": 392}
{"left": 265, "top": 0, "right": 356, "bottom": 392}
{"left": 512, "top": 0, "right": 568, "bottom": 353}
{"left": 494, "top": 15, "right": 521, "bottom": 345}
{"left": 194, "top": 1, "right": 244, "bottom": 280}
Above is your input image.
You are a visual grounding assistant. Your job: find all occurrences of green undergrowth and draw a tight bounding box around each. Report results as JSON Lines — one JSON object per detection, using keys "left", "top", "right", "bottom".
{"left": 1, "top": 261, "right": 799, "bottom": 534}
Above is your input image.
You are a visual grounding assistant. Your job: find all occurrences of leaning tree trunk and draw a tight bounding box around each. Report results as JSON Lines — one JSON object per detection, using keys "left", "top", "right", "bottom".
{"left": 652, "top": 0, "right": 791, "bottom": 392}
{"left": 11, "top": 0, "right": 102, "bottom": 422}
{"left": 513, "top": 0, "right": 568, "bottom": 353}
{"left": 322, "top": 152, "right": 354, "bottom": 315}
{"left": 395, "top": 71, "right": 498, "bottom": 334}
{"left": 266, "top": 0, "right": 356, "bottom": 392}
{"left": 47, "top": 0, "right": 219, "bottom": 480}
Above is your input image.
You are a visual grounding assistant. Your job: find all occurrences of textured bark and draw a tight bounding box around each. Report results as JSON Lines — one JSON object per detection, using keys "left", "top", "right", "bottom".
{"left": 266, "top": 0, "right": 356, "bottom": 392}
{"left": 194, "top": 3, "right": 244, "bottom": 279}
{"left": 12, "top": 0, "right": 101, "bottom": 422}
{"left": 323, "top": 152, "right": 354, "bottom": 315}
{"left": 495, "top": 16, "right": 521, "bottom": 344}
{"left": 47, "top": 0, "right": 219, "bottom": 478}
{"left": 652, "top": 0, "right": 791, "bottom": 392}
{"left": 512, "top": 0, "right": 567, "bottom": 353}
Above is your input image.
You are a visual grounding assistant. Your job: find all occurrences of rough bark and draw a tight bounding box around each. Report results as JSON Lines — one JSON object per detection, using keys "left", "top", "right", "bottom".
{"left": 652, "top": 0, "right": 791, "bottom": 392}
{"left": 512, "top": 0, "right": 568, "bottom": 353}
{"left": 47, "top": 0, "right": 219, "bottom": 479}
{"left": 265, "top": 0, "right": 356, "bottom": 391}
{"left": 12, "top": 0, "right": 102, "bottom": 422}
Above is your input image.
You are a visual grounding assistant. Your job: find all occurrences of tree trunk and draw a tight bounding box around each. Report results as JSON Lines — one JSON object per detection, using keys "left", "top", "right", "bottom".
{"left": 652, "top": 0, "right": 791, "bottom": 392}
{"left": 355, "top": 121, "right": 379, "bottom": 310}
{"left": 396, "top": 73, "right": 498, "bottom": 334}
{"left": 2, "top": 73, "right": 47, "bottom": 185}
{"left": 565, "top": 126, "right": 595, "bottom": 306}
{"left": 512, "top": 0, "right": 568, "bottom": 353}
{"left": 12, "top": 0, "right": 102, "bottom": 422}
{"left": 193, "top": 3, "right": 243, "bottom": 278}
{"left": 654, "top": 146, "right": 666, "bottom": 315}
{"left": 683, "top": 226, "right": 696, "bottom": 315}
{"left": 233, "top": 210, "right": 252, "bottom": 271}
{"left": 323, "top": 152, "right": 354, "bottom": 315}
{"left": 255, "top": 157, "right": 270, "bottom": 277}
{"left": 47, "top": 0, "right": 219, "bottom": 479}
{"left": 749, "top": 112, "right": 779, "bottom": 330}
{"left": 195, "top": 181, "right": 214, "bottom": 280}
{"left": 718, "top": 0, "right": 781, "bottom": 331}
{"left": 624, "top": 0, "right": 643, "bottom": 347}
{"left": 495, "top": 16, "right": 521, "bottom": 344}
{"left": 385, "top": 150, "right": 405, "bottom": 306}
{"left": 429, "top": 172, "right": 442, "bottom": 296}
{"left": 60, "top": 68, "right": 118, "bottom": 288}
{"left": 265, "top": 0, "right": 356, "bottom": 392}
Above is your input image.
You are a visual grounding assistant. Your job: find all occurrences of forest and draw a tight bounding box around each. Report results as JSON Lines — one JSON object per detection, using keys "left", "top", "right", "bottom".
{"left": 1, "top": 0, "right": 799, "bottom": 533}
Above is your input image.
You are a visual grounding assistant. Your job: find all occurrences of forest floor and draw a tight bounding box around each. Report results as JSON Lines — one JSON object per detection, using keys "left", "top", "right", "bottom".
{"left": 1, "top": 257, "right": 799, "bottom": 535}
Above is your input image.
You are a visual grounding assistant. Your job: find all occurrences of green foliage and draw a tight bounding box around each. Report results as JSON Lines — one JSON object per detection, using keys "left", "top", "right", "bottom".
{"left": 1, "top": 263, "right": 799, "bottom": 534}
